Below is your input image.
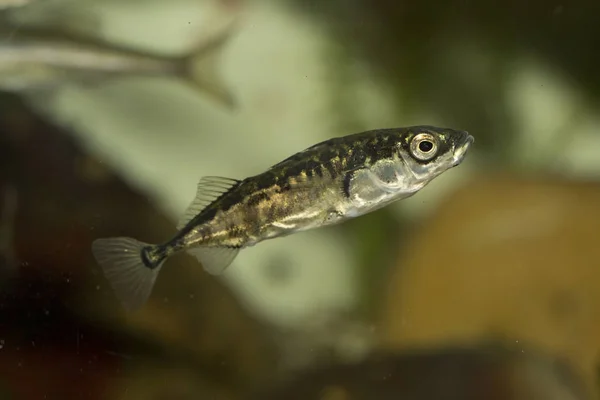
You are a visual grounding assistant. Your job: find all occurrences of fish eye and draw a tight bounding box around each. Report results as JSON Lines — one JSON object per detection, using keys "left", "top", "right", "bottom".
{"left": 419, "top": 141, "right": 433, "bottom": 152}
{"left": 410, "top": 133, "right": 438, "bottom": 161}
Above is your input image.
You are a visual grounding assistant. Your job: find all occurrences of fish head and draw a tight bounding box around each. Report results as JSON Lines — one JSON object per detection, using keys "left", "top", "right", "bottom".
{"left": 396, "top": 125, "right": 474, "bottom": 184}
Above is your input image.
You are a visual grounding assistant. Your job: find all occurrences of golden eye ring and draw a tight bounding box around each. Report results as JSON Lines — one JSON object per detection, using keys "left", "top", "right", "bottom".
{"left": 410, "top": 133, "right": 439, "bottom": 161}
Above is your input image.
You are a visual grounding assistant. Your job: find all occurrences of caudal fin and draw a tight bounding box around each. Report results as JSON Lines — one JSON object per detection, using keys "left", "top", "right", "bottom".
{"left": 91, "top": 237, "right": 163, "bottom": 311}
{"left": 178, "top": 19, "right": 241, "bottom": 109}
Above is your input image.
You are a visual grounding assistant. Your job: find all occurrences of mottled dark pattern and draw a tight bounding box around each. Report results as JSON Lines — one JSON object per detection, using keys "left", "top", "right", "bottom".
{"left": 342, "top": 170, "right": 354, "bottom": 199}
{"left": 170, "top": 125, "right": 465, "bottom": 248}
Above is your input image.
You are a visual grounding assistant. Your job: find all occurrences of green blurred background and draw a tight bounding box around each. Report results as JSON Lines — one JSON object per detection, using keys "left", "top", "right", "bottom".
{"left": 1, "top": 0, "right": 599, "bottom": 399}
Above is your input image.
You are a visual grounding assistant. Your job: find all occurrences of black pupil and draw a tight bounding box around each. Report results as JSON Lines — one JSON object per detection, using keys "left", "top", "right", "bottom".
{"left": 419, "top": 140, "right": 434, "bottom": 152}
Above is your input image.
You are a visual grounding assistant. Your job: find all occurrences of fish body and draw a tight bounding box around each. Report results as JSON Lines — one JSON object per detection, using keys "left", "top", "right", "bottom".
{"left": 0, "top": 21, "right": 238, "bottom": 108}
{"left": 92, "top": 126, "right": 474, "bottom": 310}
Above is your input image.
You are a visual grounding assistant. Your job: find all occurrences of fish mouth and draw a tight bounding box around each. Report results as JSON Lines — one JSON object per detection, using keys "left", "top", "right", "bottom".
{"left": 452, "top": 132, "right": 474, "bottom": 166}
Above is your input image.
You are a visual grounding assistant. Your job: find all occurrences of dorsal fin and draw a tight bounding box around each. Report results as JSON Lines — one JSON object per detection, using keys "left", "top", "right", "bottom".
{"left": 176, "top": 176, "right": 240, "bottom": 230}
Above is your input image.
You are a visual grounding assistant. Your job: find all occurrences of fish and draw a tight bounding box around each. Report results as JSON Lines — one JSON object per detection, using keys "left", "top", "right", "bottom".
{"left": 0, "top": 18, "right": 239, "bottom": 108}
{"left": 92, "top": 125, "right": 474, "bottom": 310}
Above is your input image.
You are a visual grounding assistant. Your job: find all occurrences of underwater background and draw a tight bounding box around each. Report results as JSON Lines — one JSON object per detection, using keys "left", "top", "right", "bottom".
{"left": 1, "top": 0, "right": 600, "bottom": 398}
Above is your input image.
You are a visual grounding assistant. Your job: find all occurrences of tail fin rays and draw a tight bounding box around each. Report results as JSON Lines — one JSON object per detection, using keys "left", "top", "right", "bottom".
{"left": 91, "top": 237, "right": 162, "bottom": 311}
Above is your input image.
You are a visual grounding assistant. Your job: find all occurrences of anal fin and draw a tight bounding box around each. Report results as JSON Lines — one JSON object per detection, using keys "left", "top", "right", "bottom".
{"left": 186, "top": 246, "right": 239, "bottom": 275}
{"left": 177, "top": 176, "right": 240, "bottom": 230}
